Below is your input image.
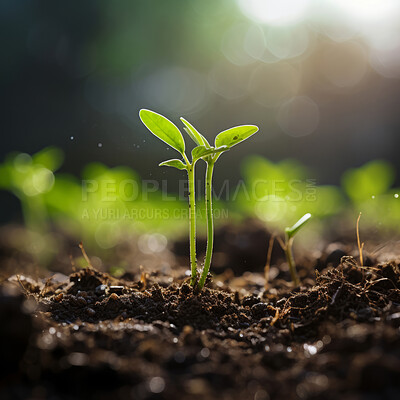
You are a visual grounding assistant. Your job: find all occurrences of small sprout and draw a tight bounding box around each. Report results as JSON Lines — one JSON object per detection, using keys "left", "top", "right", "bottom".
{"left": 140, "top": 109, "right": 259, "bottom": 291}
{"left": 181, "top": 118, "right": 259, "bottom": 291}
{"left": 279, "top": 213, "right": 312, "bottom": 286}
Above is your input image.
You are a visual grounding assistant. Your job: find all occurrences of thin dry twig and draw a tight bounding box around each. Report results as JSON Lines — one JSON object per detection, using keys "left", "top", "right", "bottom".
{"left": 40, "top": 277, "right": 52, "bottom": 297}
{"left": 356, "top": 212, "right": 364, "bottom": 267}
{"left": 140, "top": 265, "right": 148, "bottom": 289}
{"left": 79, "top": 242, "right": 93, "bottom": 268}
{"left": 276, "top": 236, "right": 286, "bottom": 251}
{"left": 15, "top": 275, "right": 40, "bottom": 302}
{"left": 271, "top": 308, "right": 280, "bottom": 326}
{"left": 16, "top": 274, "right": 30, "bottom": 296}
{"left": 264, "top": 234, "right": 275, "bottom": 289}
{"left": 69, "top": 254, "right": 76, "bottom": 272}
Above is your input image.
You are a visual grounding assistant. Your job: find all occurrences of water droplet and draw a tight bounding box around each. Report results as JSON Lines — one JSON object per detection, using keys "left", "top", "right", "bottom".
{"left": 371, "top": 195, "right": 375, "bottom": 199}
{"left": 70, "top": 136, "right": 74, "bottom": 140}
{"left": 304, "top": 343, "right": 317, "bottom": 355}
{"left": 200, "top": 347, "right": 210, "bottom": 358}
{"left": 137, "top": 145, "right": 140, "bottom": 148}
{"left": 148, "top": 377, "right": 165, "bottom": 394}
{"left": 174, "top": 351, "right": 185, "bottom": 363}
{"left": 98, "top": 143, "right": 103, "bottom": 148}
{"left": 143, "top": 139, "right": 146, "bottom": 143}
{"left": 395, "top": 194, "right": 399, "bottom": 198}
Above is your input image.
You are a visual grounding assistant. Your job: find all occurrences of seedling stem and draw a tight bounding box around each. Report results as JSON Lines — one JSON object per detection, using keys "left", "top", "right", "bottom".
{"left": 198, "top": 160, "right": 215, "bottom": 290}
{"left": 284, "top": 236, "right": 299, "bottom": 286}
{"left": 187, "top": 162, "right": 197, "bottom": 285}
{"left": 139, "top": 109, "right": 259, "bottom": 291}
{"left": 281, "top": 213, "right": 312, "bottom": 286}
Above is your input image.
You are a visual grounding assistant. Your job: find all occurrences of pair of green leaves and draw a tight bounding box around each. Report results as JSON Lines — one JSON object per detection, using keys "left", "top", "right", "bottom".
{"left": 139, "top": 109, "right": 259, "bottom": 168}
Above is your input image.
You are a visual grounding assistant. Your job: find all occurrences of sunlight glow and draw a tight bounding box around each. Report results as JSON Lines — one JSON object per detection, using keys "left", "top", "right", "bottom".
{"left": 237, "top": 0, "right": 311, "bottom": 26}
{"left": 332, "top": 0, "right": 400, "bottom": 23}
{"left": 236, "top": 0, "right": 400, "bottom": 80}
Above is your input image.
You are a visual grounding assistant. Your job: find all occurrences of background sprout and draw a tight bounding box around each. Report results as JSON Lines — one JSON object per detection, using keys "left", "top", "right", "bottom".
{"left": 281, "top": 213, "right": 312, "bottom": 286}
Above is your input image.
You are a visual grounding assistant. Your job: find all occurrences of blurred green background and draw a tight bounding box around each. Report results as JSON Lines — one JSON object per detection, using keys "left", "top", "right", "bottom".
{"left": 1, "top": 0, "right": 400, "bottom": 259}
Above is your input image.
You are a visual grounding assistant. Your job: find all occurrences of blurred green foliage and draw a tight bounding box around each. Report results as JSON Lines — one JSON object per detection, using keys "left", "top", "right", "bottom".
{"left": 342, "top": 160, "right": 395, "bottom": 203}
{"left": 341, "top": 160, "right": 400, "bottom": 231}
{"left": 84, "top": 0, "right": 235, "bottom": 76}
{"left": 1, "top": 148, "right": 399, "bottom": 261}
{"left": 236, "top": 156, "right": 344, "bottom": 232}
{"left": 0, "top": 147, "right": 189, "bottom": 253}
{"left": 44, "top": 161, "right": 189, "bottom": 248}
{"left": 0, "top": 147, "right": 63, "bottom": 232}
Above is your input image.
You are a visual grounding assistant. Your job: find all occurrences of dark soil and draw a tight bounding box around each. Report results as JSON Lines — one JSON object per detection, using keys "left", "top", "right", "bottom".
{"left": 1, "top": 248, "right": 400, "bottom": 400}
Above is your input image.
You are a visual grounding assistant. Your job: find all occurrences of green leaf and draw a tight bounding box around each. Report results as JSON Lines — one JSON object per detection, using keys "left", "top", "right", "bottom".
{"left": 341, "top": 160, "right": 395, "bottom": 203}
{"left": 159, "top": 159, "right": 187, "bottom": 170}
{"left": 139, "top": 109, "right": 185, "bottom": 154}
{"left": 285, "top": 213, "right": 312, "bottom": 239}
{"left": 32, "top": 147, "right": 64, "bottom": 171}
{"left": 215, "top": 125, "right": 259, "bottom": 148}
{"left": 180, "top": 118, "right": 210, "bottom": 148}
{"left": 191, "top": 145, "right": 228, "bottom": 161}
{"left": 0, "top": 164, "right": 11, "bottom": 188}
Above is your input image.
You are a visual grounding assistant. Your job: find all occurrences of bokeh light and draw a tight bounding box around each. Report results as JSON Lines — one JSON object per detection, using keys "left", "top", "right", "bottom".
{"left": 2, "top": 0, "right": 400, "bottom": 241}
{"left": 277, "top": 96, "right": 319, "bottom": 137}
{"left": 332, "top": 0, "right": 400, "bottom": 23}
{"left": 250, "top": 63, "right": 300, "bottom": 107}
{"left": 318, "top": 41, "right": 368, "bottom": 88}
{"left": 244, "top": 25, "right": 280, "bottom": 63}
{"left": 221, "top": 23, "right": 255, "bottom": 66}
{"left": 140, "top": 67, "right": 207, "bottom": 114}
{"left": 237, "top": 0, "right": 312, "bottom": 26}
{"left": 265, "top": 25, "right": 310, "bottom": 60}
{"left": 209, "top": 61, "right": 251, "bottom": 100}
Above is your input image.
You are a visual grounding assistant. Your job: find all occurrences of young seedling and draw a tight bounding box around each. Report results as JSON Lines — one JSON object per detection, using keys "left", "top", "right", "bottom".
{"left": 277, "top": 213, "right": 312, "bottom": 286}
{"left": 139, "top": 109, "right": 227, "bottom": 288}
{"left": 179, "top": 118, "right": 259, "bottom": 290}
{"left": 139, "top": 109, "right": 259, "bottom": 291}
